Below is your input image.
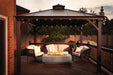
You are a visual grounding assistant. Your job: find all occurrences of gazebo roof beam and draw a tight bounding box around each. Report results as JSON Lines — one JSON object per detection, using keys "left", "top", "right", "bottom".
{"left": 16, "top": 16, "right": 104, "bottom": 21}
{"left": 87, "top": 19, "right": 98, "bottom": 30}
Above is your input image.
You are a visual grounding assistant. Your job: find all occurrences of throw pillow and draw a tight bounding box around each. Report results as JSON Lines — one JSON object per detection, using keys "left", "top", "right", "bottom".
{"left": 34, "top": 46, "right": 41, "bottom": 56}
{"left": 34, "top": 46, "right": 41, "bottom": 52}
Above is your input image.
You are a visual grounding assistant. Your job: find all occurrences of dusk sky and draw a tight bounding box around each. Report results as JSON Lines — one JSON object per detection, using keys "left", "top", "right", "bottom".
{"left": 16, "top": 0, "right": 113, "bottom": 19}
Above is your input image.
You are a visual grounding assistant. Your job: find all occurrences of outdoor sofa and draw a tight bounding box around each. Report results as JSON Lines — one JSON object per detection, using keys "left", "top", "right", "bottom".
{"left": 72, "top": 45, "right": 90, "bottom": 60}
{"left": 46, "top": 44, "right": 69, "bottom": 54}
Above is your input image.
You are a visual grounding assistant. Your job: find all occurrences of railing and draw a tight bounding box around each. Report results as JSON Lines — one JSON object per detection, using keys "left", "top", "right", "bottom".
{"left": 29, "top": 42, "right": 75, "bottom": 45}
{"left": 101, "top": 47, "right": 113, "bottom": 73}
{"left": 88, "top": 45, "right": 113, "bottom": 73}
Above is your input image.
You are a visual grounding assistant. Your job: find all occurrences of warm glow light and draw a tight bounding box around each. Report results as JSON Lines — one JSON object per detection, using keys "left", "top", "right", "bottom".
{"left": 47, "top": 52, "right": 67, "bottom": 56}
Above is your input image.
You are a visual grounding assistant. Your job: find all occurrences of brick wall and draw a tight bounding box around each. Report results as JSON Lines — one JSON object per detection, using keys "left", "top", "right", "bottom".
{"left": 0, "top": 0, "right": 16, "bottom": 75}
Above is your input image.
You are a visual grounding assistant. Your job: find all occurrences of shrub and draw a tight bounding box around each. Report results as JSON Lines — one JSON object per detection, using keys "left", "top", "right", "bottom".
{"left": 42, "top": 32, "right": 68, "bottom": 42}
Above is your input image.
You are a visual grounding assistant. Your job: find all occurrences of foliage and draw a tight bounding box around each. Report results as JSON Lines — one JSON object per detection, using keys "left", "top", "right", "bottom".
{"left": 42, "top": 32, "right": 68, "bottom": 42}
{"left": 28, "top": 23, "right": 37, "bottom": 35}
{"left": 83, "top": 23, "right": 97, "bottom": 36}
{"left": 82, "top": 18, "right": 113, "bottom": 36}
{"left": 28, "top": 17, "right": 113, "bottom": 37}
{"left": 28, "top": 24, "right": 81, "bottom": 35}
{"left": 102, "top": 19, "right": 113, "bottom": 35}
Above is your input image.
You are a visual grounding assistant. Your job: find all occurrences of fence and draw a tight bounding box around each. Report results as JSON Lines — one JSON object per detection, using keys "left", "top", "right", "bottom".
{"left": 88, "top": 45, "right": 113, "bottom": 73}
{"left": 20, "top": 35, "right": 113, "bottom": 49}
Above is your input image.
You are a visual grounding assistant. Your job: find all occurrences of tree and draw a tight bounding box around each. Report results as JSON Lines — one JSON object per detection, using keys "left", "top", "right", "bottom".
{"left": 79, "top": 8, "right": 87, "bottom": 13}
{"left": 102, "top": 18, "right": 113, "bottom": 35}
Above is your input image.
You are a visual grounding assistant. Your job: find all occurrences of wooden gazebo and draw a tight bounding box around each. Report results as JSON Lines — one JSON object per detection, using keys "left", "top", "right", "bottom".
{"left": 16, "top": 4, "right": 105, "bottom": 75}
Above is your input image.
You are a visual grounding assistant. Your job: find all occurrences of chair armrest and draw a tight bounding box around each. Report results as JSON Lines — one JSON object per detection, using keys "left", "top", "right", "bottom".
{"left": 35, "top": 52, "right": 44, "bottom": 57}
{"left": 72, "top": 48, "right": 76, "bottom": 52}
{"left": 80, "top": 48, "right": 91, "bottom": 58}
{"left": 72, "top": 52, "right": 80, "bottom": 57}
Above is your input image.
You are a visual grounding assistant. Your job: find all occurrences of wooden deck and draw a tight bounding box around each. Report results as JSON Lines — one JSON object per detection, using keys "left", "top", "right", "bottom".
{"left": 21, "top": 56, "right": 107, "bottom": 75}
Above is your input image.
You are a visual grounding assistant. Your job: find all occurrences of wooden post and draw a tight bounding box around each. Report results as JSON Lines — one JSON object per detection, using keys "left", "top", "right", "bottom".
{"left": 106, "top": 35, "right": 108, "bottom": 47}
{"left": 16, "top": 21, "right": 21, "bottom": 75}
{"left": 80, "top": 25, "right": 83, "bottom": 45}
{"left": 97, "top": 20, "right": 102, "bottom": 73}
{"left": 75, "top": 26, "right": 80, "bottom": 43}
{"left": 33, "top": 26, "right": 36, "bottom": 44}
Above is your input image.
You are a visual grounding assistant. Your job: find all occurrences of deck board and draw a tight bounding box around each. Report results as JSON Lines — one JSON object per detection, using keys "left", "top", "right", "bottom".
{"left": 21, "top": 56, "right": 107, "bottom": 75}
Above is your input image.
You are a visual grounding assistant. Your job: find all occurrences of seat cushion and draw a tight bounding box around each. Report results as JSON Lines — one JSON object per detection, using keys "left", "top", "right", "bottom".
{"left": 83, "top": 45, "right": 90, "bottom": 50}
{"left": 35, "top": 52, "right": 44, "bottom": 56}
{"left": 73, "top": 45, "right": 90, "bottom": 57}
{"left": 72, "top": 52, "right": 80, "bottom": 57}
{"left": 58, "top": 44, "right": 69, "bottom": 52}
{"left": 46, "top": 44, "right": 69, "bottom": 53}
{"left": 54, "top": 44, "right": 58, "bottom": 51}
{"left": 46, "top": 44, "right": 57, "bottom": 52}
{"left": 33, "top": 46, "right": 43, "bottom": 56}
{"left": 63, "top": 51, "right": 68, "bottom": 55}
{"left": 34, "top": 46, "right": 41, "bottom": 52}
{"left": 27, "top": 45, "right": 43, "bottom": 56}
{"left": 75, "top": 47, "right": 83, "bottom": 53}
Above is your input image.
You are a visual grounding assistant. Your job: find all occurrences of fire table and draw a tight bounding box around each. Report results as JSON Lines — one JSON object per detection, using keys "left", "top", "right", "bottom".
{"left": 42, "top": 54, "right": 72, "bottom": 64}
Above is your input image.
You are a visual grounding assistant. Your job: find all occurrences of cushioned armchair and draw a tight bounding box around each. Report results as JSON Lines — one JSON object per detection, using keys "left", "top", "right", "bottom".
{"left": 26, "top": 45, "right": 44, "bottom": 62}
{"left": 72, "top": 45, "right": 90, "bottom": 60}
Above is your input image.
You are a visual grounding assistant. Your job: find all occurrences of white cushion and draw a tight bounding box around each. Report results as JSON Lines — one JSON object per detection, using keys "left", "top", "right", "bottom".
{"left": 34, "top": 46, "right": 42, "bottom": 56}
{"left": 63, "top": 51, "right": 68, "bottom": 55}
{"left": 75, "top": 47, "right": 83, "bottom": 53}
{"left": 80, "top": 46, "right": 89, "bottom": 54}
{"left": 35, "top": 52, "right": 44, "bottom": 56}
{"left": 54, "top": 44, "right": 58, "bottom": 52}
{"left": 72, "top": 52, "right": 80, "bottom": 56}
{"left": 51, "top": 44, "right": 57, "bottom": 52}
{"left": 73, "top": 45, "right": 89, "bottom": 56}
{"left": 83, "top": 45, "right": 89, "bottom": 50}
{"left": 27, "top": 45, "right": 43, "bottom": 56}
{"left": 34, "top": 46, "right": 41, "bottom": 52}
{"left": 46, "top": 44, "right": 57, "bottom": 52}
{"left": 46, "top": 44, "right": 69, "bottom": 52}
{"left": 46, "top": 44, "right": 51, "bottom": 52}
{"left": 26, "top": 45, "right": 35, "bottom": 49}
{"left": 58, "top": 44, "right": 69, "bottom": 52}
{"left": 46, "top": 45, "right": 49, "bottom": 51}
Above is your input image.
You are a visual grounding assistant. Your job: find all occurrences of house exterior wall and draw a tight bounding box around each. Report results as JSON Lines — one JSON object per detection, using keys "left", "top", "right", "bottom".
{"left": 16, "top": 5, "right": 30, "bottom": 15}
{"left": 16, "top": 10, "right": 30, "bottom": 15}
{"left": 0, "top": 0, "right": 16, "bottom": 75}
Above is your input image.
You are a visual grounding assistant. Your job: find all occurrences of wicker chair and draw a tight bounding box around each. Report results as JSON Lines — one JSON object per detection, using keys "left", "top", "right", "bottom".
{"left": 26, "top": 45, "right": 44, "bottom": 62}
{"left": 72, "top": 45, "right": 90, "bottom": 60}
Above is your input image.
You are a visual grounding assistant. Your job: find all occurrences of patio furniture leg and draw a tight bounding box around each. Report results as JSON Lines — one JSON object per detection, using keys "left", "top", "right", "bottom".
{"left": 27, "top": 56, "right": 28, "bottom": 63}
{"left": 72, "top": 55, "right": 75, "bottom": 61}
